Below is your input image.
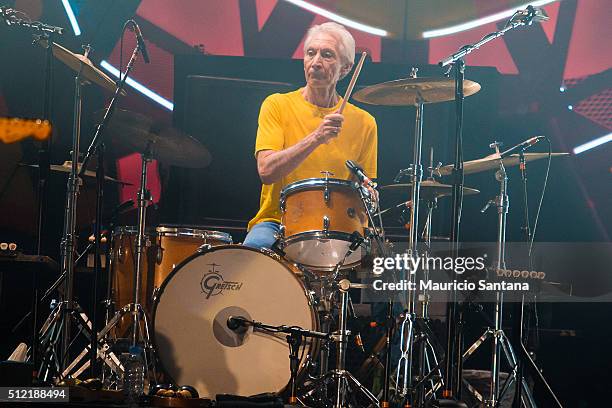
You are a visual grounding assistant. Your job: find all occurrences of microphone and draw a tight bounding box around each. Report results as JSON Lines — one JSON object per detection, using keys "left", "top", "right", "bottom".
{"left": 349, "top": 231, "right": 365, "bottom": 251}
{"left": 226, "top": 316, "right": 248, "bottom": 332}
{"left": 516, "top": 5, "right": 549, "bottom": 24}
{"left": 131, "top": 21, "right": 150, "bottom": 63}
{"left": 500, "top": 136, "right": 545, "bottom": 158}
{"left": 345, "top": 160, "right": 375, "bottom": 188}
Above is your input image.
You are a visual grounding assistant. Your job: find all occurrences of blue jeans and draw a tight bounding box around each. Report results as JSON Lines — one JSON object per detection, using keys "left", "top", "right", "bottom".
{"left": 243, "top": 221, "right": 280, "bottom": 250}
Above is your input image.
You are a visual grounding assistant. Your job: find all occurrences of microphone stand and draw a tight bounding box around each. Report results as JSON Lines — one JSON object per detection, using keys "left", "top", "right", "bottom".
{"left": 229, "top": 318, "right": 330, "bottom": 405}
{"left": 512, "top": 153, "right": 562, "bottom": 408}
{"left": 513, "top": 150, "right": 530, "bottom": 407}
{"left": 438, "top": 7, "right": 544, "bottom": 402}
{"left": 77, "top": 34, "right": 142, "bottom": 378}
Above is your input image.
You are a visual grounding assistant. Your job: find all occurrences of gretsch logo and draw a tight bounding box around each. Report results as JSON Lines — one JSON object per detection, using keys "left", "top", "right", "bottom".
{"left": 200, "top": 263, "right": 243, "bottom": 299}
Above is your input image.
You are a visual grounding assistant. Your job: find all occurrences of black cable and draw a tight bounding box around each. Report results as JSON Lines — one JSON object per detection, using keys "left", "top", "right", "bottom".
{"left": 119, "top": 20, "right": 132, "bottom": 83}
{"left": 528, "top": 137, "right": 552, "bottom": 260}
{"left": 526, "top": 137, "right": 551, "bottom": 358}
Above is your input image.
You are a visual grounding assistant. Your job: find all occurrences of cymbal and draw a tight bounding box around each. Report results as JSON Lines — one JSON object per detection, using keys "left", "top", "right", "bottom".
{"left": 353, "top": 77, "right": 481, "bottom": 106}
{"left": 438, "top": 152, "right": 570, "bottom": 176}
{"left": 51, "top": 42, "right": 123, "bottom": 94}
{"left": 100, "top": 109, "right": 212, "bottom": 168}
{"left": 381, "top": 179, "right": 480, "bottom": 200}
{"left": 23, "top": 161, "right": 131, "bottom": 185}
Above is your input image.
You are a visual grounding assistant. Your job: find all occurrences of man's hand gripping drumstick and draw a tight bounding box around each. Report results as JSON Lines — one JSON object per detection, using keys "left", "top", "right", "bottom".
{"left": 337, "top": 52, "right": 379, "bottom": 203}
{"left": 317, "top": 51, "right": 368, "bottom": 144}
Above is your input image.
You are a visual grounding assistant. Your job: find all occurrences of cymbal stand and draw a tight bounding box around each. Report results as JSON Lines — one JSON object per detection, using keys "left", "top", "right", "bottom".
{"left": 93, "top": 145, "right": 157, "bottom": 383}
{"left": 36, "top": 46, "right": 96, "bottom": 381}
{"left": 397, "top": 67, "right": 425, "bottom": 405}
{"left": 60, "top": 151, "right": 157, "bottom": 383}
{"left": 462, "top": 142, "right": 535, "bottom": 407}
{"left": 413, "top": 196, "right": 445, "bottom": 406}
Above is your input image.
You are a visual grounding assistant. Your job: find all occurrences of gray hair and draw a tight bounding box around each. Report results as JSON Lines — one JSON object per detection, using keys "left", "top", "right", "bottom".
{"left": 304, "top": 22, "right": 355, "bottom": 67}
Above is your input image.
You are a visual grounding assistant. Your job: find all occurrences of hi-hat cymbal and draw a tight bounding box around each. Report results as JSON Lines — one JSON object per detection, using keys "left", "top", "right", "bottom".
{"left": 438, "top": 152, "right": 570, "bottom": 176}
{"left": 353, "top": 77, "right": 481, "bottom": 106}
{"left": 22, "top": 161, "right": 131, "bottom": 185}
{"left": 381, "top": 179, "right": 480, "bottom": 200}
{"left": 99, "top": 109, "right": 212, "bottom": 168}
{"left": 51, "top": 42, "right": 123, "bottom": 94}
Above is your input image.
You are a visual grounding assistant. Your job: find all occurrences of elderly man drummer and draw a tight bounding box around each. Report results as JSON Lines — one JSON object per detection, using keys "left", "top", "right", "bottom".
{"left": 243, "top": 22, "right": 378, "bottom": 249}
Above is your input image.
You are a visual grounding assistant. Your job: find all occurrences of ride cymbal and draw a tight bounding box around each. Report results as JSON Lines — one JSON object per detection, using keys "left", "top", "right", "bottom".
{"left": 438, "top": 152, "right": 570, "bottom": 176}
{"left": 353, "top": 77, "right": 480, "bottom": 106}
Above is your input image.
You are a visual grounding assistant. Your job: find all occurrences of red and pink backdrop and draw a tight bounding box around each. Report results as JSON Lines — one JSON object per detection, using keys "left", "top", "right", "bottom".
{"left": 0, "top": 0, "right": 610, "bottom": 238}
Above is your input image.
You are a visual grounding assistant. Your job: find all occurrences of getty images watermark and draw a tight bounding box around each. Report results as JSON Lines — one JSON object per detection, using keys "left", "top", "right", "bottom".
{"left": 371, "top": 252, "right": 531, "bottom": 292}
{"left": 361, "top": 242, "right": 612, "bottom": 303}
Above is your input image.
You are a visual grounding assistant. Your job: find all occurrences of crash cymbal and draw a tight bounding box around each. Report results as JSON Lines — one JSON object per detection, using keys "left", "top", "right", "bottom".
{"left": 353, "top": 77, "right": 480, "bottom": 106}
{"left": 381, "top": 179, "right": 480, "bottom": 200}
{"left": 99, "top": 109, "right": 212, "bottom": 168}
{"left": 22, "top": 161, "right": 131, "bottom": 185}
{"left": 438, "top": 152, "right": 570, "bottom": 176}
{"left": 51, "top": 42, "right": 123, "bottom": 94}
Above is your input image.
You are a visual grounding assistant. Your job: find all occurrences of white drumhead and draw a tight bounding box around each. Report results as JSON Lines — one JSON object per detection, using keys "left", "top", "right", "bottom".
{"left": 153, "top": 245, "right": 316, "bottom": 398}
{"left": 284, "top": 238, "right": 364, "bottom": 270}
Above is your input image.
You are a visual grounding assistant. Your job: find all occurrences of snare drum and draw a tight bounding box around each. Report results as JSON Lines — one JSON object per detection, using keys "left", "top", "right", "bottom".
{"left": 153, "top": 245, "right": 318, "bottom": 397}
{"left": 280, "top": 178, "right": 369, "bottom": 270}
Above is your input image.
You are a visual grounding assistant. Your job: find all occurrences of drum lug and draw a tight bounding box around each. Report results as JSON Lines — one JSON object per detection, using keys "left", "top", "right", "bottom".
{"left": 323, "top": 216, "right": 330, "bottom": 232}
{"left": 156, "top": 246, "right": 163, "bottom": 264}
{"left": 321, "top": 170, "right": 334, "bottom": 205}
{"left": 280, "top": 197, "right": 286, "bottom": 212}
{"left": 116, "top": 246, "right": 124, "bottom": 263}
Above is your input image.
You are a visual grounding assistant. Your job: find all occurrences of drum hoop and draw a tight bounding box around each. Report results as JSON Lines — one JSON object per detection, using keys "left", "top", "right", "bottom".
{"left": 150, "top": 244, "right": 319, "bottom": 391}
{"left": 112, "top": 225, "right": 154, "bottom": 236}
{"left": 280, "top": 178, "right": 354, "bottom": 198}
{"left": 281, "top": 230, "right": 357, "bottom": 245}
{"left": 156, "top": 226, "right": 233, "bottom": 242}
{"left": 281, "top": 231, "right": 367, "bottom": 270}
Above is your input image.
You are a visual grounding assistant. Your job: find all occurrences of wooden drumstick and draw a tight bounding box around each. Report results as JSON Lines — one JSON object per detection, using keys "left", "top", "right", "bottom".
{"left": 338, "top": 51, "right": 367, "bottom": 114}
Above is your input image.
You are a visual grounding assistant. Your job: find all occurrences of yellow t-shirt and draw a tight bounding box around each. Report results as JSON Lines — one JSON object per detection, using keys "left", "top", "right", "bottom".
{"left": 248, "top": 88, "right": 378, "bottom": 230}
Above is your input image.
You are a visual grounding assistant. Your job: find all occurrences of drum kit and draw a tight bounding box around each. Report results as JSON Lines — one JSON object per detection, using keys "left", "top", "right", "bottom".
{"left": 19, "top": 27, "right": 571, "bottom": 408}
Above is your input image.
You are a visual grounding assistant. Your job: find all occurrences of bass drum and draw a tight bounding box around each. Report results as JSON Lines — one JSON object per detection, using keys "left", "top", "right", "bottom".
{"left": 152, "top": 245, "right": 318, "bottom": 398}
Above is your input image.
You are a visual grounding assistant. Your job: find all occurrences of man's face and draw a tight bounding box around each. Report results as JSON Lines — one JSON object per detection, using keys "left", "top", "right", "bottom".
{"left": 303, "top": 32, "right": 350, "bottom": 89}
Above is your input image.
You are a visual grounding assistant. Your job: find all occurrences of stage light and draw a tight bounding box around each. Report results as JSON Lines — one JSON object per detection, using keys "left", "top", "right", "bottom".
{"left": 559, "top": 86, "right": 566, "bottom": 92}
{"left": 100, "top": 61, "right": 174, "bottom": 111}
{"left": 568, "top": 105, "right": 573, "bottom": 110}
{"left": 573, "top": 133, "right": 612, "bottom": 155}
{"left": 422, "top": 0, "right": 557, "bottom": 39}
{"left": 282, "top": 0, "right": 388, "bottom": 36}
{"left": 61, "top": 0, "right": 81, "bottom": 36}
